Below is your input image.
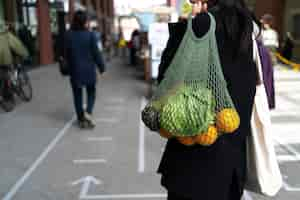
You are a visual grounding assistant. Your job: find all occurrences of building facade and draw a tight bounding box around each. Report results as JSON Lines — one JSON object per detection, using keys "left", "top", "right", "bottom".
{"left": 1, "top": 0, "right": 115, "bottom": 65}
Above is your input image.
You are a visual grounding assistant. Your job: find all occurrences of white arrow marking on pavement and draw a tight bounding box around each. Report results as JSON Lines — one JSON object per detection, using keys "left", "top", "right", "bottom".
{"left": 73, "top": 159, "right": 107, "bottom": 164}
{"left": 72, "top": 176, "right": 102, "bottom": 198}
{"left": 81, "top": 193, "right": 167, "bottom": 199}
{"left": 138, "top": 97, "right": 147, "bottom": 173}
{"left": 2, "top": 116, "right": 76, "bottom": 200}
{"left": 95, "top": 118, "right": 119, "bottom": 124}
{"left": 86, "top": 137, "right": 113, "bottom": 142}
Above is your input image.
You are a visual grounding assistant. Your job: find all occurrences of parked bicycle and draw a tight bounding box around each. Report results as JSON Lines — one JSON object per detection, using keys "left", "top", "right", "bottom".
{"left": 0, "top": 63, "right": 33, "bottom": 112}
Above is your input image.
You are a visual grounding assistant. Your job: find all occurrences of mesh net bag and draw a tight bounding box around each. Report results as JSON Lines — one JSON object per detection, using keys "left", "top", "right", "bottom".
{"left": 142, "top": 13, "right": 240, "bottom": 141}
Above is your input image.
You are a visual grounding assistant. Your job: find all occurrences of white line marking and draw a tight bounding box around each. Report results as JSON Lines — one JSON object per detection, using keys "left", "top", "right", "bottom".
{"left": 243, "top": 191, "right": 253, "bottom": 200}
{"left": 95, "top": 118, "right": 119, "bottom": 124}
{"left": 72, "top": 176, "right": 102, "bottom": 199}
{"left": 73, "top": 159, "right": 107, "bottom": 164}
{"left": 274, "top": 138, "right": 300, "bottom": 157}
{"left": 3, "top": 116, "right": 76, "bottom": 200}
{"left": 105, "top": 98, "right": 125, "bottom": 104}
{"left": 138, "top": 97, "right": 147, "bottom": 173}
{"left": 277, "top": 155, "right": 300, "bottom": 162}
{"left": 103, "top": 106, "right": 124, "bottom": 111}
{"left": 283, "top": 181, "right": 300, "bottom": 192}
{"left": 81, "top": 193, "right": 167, "bottom": 199}
{"left": 86, "top": 137, "right": 113, "bottom": 142}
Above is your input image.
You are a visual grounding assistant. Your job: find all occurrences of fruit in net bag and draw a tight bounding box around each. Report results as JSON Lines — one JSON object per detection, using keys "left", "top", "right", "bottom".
{"left": 216, "top": 108, "right": 240, "bottom": 133}
{"left": 159, "top": 129, "right": 173, "bottom": 139}
{"left": 177, "top": 136, "right": 196, "bottom": 146}
{"left": 141, "top": 101, "right": 163, "bottom": 131}
{"left": 195, "top": 126, "right": 218, "bottom": 146}
{"left": 142, "top": 13, "right": 240, "bottom": 142}
{"left": 159, "top": 86, "right": 215, "bottom": 137}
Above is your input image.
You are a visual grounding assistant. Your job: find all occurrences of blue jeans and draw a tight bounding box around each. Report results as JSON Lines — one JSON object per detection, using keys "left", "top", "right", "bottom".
{"left": 71, "top": 83, "right": 96, "bottom": 120}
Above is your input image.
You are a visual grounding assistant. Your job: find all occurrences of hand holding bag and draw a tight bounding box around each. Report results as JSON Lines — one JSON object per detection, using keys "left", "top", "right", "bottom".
{"left": 244, "top": 36, "right": 282, "bottom": 196}
{"left": 59, "top": 32, "right": 70, "bottom": 76}
{"left": 58, "top": 56, "right": 70, "bottom": 76}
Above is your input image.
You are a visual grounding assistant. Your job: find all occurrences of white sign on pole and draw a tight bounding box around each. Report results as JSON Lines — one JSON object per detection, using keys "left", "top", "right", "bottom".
{"left": 148, "top": 23, "right": 169, "bottom": 79}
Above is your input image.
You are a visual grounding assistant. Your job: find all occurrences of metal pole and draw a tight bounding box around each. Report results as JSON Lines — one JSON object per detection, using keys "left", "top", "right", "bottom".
{"left": 25, "top": 0, "right": 30, "bottom": 26}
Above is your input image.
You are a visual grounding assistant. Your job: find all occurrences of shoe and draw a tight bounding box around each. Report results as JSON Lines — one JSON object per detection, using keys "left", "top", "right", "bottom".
{"left": 84, "top": 112, "right": 96, "bottom": 129}
{"left": 78, "top": 119, "right": 89, "bottom": 129}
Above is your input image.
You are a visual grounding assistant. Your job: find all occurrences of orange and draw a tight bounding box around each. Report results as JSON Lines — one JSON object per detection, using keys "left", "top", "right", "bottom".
{"left": 195, "top": 126, "right": 218, "bottom": 146}
{"left": 159, "top": 129, "right": 173, "bottom": 139}
{"left": 216, "top": 108, "right": 240, "bottom": 133}
{"left": 177, "top": 136, "right": 196, "bottom": 146}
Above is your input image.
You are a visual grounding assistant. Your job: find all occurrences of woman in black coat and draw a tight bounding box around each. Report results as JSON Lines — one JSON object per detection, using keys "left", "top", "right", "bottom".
{"left": 157, "top": 0, "right": 257, "bottom": 199}
{"left": 65, "top": 11, "right": 106, "bottom": 128}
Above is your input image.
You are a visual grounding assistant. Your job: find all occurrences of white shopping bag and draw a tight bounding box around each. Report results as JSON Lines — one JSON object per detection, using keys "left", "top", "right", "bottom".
{"left": 244, "top": 36, "right": 282, "bottom": 196}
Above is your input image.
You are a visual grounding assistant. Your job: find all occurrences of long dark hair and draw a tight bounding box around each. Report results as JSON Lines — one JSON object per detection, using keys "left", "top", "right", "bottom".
{"left": 209, "top": 0, "right": 253, "bottom": 57}
{"left": 71, "top": 11, "right": 88, "bottom": 31}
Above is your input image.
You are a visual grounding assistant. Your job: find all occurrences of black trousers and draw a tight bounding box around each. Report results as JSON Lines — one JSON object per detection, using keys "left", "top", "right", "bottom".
{"left": 167, "top": 192, "right": 191, "bottom": 200}
{"left": 71, "top": 83, "right": 96, "bottom": 120}
{"left": 167, "top": 176, "right": 242, "bottom": 200}
{"left": 0, "top": 67, "right": 14, "bottom": 100}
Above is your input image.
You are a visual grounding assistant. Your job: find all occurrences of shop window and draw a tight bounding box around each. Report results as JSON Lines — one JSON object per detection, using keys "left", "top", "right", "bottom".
{"left": 0, "top": 0, "right": 4, "bottom": 24}
{"left": 293, "top": 14, "right": 300, "bottom": 40}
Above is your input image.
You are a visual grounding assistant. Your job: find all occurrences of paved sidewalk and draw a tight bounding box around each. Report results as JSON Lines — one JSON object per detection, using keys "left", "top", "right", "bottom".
{"left": 1, "top": 59, "right": 300, "bottom": 200}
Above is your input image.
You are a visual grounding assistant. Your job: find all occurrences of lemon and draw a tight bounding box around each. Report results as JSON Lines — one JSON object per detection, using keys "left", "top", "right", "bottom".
{"left": 177, "top": 136, "right": 196, "bottom": 146}
{"left": 195, "top": 126, "right": 218, "bottom": 146}
{"left": 216, "top": 108, "right": 240, "bottom": 133}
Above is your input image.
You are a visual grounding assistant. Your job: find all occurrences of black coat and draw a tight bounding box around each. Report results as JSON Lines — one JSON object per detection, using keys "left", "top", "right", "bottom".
{"left": 65, "top": 31, "right": 105, "bottom": 87}
{"left": 157, "top": 12, "right": 257, "bottom": 200}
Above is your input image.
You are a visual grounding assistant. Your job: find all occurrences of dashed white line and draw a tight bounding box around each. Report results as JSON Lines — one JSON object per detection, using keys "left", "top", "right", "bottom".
{"left": 95, "top": 118, "right": 119, "bottom": 124}
{"left": 138, "top": 97, "right": 147, "bottom": 173}
{"left": 81, "top": 193, "right": 167, "bottom": 199}
{"left": 283, "top": 181, "right": 300, "bottom": 192}
{"left": 105, "top": 98, "right": 125, "bottom": 104}
{"left": 274, "top": 138, "right": 300, "bottom": 157}
{"left": 73, "top": 159, "right": 107, "bottom": 164}
{"left": 3, "top": 116, "right": 76, "bottom": 200}
{"left": 103, "top": 106, "right": 124, "bottom": 111}
{"left": 277, "top": 155, "right": 300, "bottom": 162}
{"left": 86, "top": 137, "right": 113, "bottom": 142}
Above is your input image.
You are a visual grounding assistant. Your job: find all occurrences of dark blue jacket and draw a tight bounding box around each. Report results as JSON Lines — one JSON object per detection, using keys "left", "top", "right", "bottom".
{"left": 65, "top": 30, "right": 105, "bottom": 86}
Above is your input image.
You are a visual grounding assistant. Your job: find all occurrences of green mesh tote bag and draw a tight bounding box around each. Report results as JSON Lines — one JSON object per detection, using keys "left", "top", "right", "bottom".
{"left": 142, "top": 13, "right": 240, "bottom": 146}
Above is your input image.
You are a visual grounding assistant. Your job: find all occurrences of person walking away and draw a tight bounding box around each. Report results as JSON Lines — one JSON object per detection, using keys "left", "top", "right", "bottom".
{"left": 252, "top": 17, "right": 276, "bottom": 110}
{"left": 281, "top": 32, "right": 295, "bottom": 61}
{"left": 260, "top": 14, "right": 279, "bottom": 65}
{"left": 18, "top": 24, "right": 34, "bottom": 64}
{"left": 157, "top": 0, "right": 257, "bottom": 199}
{"left": 0, "top": 26, "right": 29, "bottom": 102}
{"left": 130, "top": 29, "right": 140, "bottom": 66}
{"left": 65, "top": 11, "right": 106, "bottom": 129}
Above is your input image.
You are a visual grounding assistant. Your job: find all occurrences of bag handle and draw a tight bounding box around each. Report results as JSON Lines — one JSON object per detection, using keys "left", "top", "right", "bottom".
{"left": 187, "top": 12, "right": 216, "bottom": 41}
{"left": 252, "top": 31, "right": 263, "bottom": 85}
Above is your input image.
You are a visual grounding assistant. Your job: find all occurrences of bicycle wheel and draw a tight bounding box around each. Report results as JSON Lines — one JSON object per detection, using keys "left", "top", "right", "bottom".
{"left": 17, "top": 67, "right": 33, "bottom": 102}
{"left": 0, "top": 98, "right": 16, "bottom": 112}
{"left": 0, "top": 80, "right": 16, "bottom": 112}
